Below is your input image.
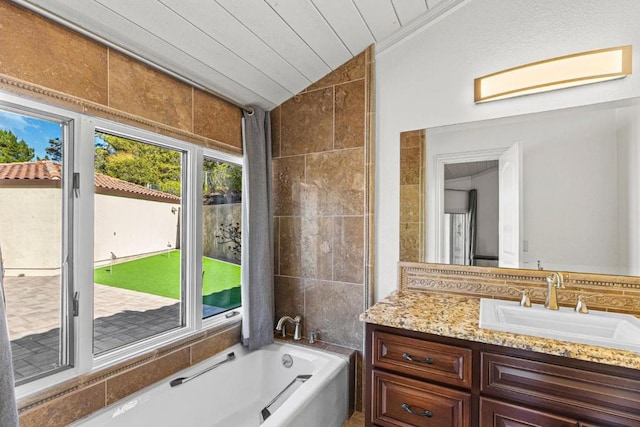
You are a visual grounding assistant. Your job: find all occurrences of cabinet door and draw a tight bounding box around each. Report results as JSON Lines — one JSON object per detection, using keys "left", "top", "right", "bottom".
{"left": 373, "top": 370, "right": 470, "bottom": 427}
{"left": 480, "top": 398, "right": 578, "bottom": 427}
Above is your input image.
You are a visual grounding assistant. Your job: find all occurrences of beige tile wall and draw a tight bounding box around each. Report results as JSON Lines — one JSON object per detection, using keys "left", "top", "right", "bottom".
{"left": 271, "top": 48, "right": 373, "bottom": 351}
{"left": 399, "top": 130, "right": 426, "bottom": 262}
{"left": 0, "top": 1, "right": 245, "bottom": 424}
{"left": 18, "top": 324, "right": 241, "bottom": 426}
{"left": 271, "top": 47, "right": 374, "bottom": 412}
{"left": 1, "top": 0, "right": 374, "bottom": 420}
{"left": 0, "top": 0, "right": 242, "bottom": 154}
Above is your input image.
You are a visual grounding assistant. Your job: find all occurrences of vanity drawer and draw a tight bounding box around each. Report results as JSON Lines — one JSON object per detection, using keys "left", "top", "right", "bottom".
{"left": 481, "top": 352, "right": 640, "bottom": 426}
{"left": 480, "top": 397, "right": 578, "bottom": 427}
{"left": 372, "top": 330, "right": 472, "bottom": 388}
{"left": 372, "top": 370, "right": 471, "bottom": 427}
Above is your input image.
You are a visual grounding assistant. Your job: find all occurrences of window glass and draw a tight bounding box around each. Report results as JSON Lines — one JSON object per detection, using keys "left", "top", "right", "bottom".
{"left": 92, "top": 131, "right": 183, "bottom": 354}
{"left": 1, "top": 94, "right": 245, "bottom": 389}
{"left": 201, "top": 158, "right": 242, "bottom": 319}
{"left": 0, "top": 108, "right": 70, "bottom": 383}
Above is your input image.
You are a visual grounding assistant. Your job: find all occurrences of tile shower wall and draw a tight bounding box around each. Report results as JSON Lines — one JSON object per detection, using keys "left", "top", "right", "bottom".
{"left": 271, "top": 48, "right": 373, "bottom": 351}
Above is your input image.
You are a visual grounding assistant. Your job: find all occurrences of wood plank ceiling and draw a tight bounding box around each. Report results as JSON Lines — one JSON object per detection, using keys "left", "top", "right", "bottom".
{"left": 15, "top": 0, "right": 462, "bottom": 110}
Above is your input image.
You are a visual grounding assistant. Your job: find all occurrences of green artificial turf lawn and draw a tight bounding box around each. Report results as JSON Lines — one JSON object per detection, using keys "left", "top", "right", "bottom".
{"left": 94, "top": 250, "right": 240, "bottom": 300}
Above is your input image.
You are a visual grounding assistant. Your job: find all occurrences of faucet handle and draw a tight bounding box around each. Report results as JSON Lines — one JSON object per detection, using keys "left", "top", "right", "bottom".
{"left": 575, "top": 294, "right": 601, "bottom": 314}
{"left": 508, "top": 286, "right": 531, "bottom": 307}
{"left": 308, "top": 331, "right": 318, "bottom": 344}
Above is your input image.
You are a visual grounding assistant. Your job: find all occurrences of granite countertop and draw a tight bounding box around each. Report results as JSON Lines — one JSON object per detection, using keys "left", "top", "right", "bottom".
{"left": 360, "top": 291, "right": 640, "bottom": 370}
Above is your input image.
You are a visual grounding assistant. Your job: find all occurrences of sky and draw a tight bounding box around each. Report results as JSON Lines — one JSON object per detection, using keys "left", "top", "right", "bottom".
{"left": 0, "top": 109, "right": 62, "bottom": 160}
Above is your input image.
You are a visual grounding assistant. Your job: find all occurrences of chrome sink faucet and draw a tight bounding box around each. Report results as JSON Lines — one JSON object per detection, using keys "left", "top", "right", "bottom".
{"left": 544, "top": 272, "right": 565, "bottom": 310}
{"left": 275, "top": 315, "right": 302, "bottom": 340}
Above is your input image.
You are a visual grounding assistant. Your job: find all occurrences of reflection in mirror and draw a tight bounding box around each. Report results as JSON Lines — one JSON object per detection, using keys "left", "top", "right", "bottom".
{"left": 400, "top": 98, "right": 640, "bottom": 278}
{"left": 443, "top": 161, "right": 498, "bottom": 268}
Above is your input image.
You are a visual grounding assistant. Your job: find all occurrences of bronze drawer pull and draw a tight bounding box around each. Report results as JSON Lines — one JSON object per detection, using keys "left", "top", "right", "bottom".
{"left": 402, "top": 403, "right": 433, "bottom": 417}
{"left": 402, "top": 352, "right": 434, "bottom": 364}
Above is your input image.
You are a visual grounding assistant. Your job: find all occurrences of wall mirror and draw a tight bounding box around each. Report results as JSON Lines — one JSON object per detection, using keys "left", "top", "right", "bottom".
{"left": 400, "top": 97, "right": 640, "bottom": 277}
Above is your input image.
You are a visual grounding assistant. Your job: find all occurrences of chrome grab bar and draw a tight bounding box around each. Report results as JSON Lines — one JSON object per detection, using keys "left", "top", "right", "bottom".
{"left": 260, "top": 374, "right": 312, "bottom": 422}
{"left": 170, "top": 352, "right": 235, "bottom": 387}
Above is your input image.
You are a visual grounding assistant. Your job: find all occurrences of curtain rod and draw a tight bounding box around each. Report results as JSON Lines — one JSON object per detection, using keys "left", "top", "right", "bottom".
{"left": 12, "top": 0, "right": 255, "bottom": 116}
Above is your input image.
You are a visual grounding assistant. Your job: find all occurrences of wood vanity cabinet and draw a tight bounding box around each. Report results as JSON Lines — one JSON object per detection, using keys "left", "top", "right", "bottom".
{"left": 365, "top": 324, "right": 640, "bottom": 427}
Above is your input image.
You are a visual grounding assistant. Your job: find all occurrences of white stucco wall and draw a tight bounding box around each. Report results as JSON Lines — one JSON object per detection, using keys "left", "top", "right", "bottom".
{"left": 94, "top": 194, "right": 180, "bottom": 263}
{"left": 375, "top": 0, "right": 640, "bottom": 300}
{"left": 0, "top": 189, "right": 180, "bottom": 274}
{"left": 0, "top": 187, "right": 61, "bottom": 275}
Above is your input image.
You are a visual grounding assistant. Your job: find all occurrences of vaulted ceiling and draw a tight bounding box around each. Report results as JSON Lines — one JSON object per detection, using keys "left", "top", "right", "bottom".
{"left": 15, "top": 0, "right": 463, "bottom": 110}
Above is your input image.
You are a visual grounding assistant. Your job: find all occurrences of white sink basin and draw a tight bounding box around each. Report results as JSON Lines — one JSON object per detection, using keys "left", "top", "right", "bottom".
{"left": 479, "top": 298, "right": 640, "bottom": 353}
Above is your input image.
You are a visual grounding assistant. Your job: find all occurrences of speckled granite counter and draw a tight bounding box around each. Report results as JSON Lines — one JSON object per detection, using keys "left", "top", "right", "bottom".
{"left": 360, "top": 291, "right": 640, "bottom": 371}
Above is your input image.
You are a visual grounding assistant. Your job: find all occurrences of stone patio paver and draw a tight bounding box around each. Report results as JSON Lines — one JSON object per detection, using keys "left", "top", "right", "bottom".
{"left": 4, "top": 275, "right": 177, "bottom": 339}
{"left": 3, "top": 275, "right": 180, "bottom": 381}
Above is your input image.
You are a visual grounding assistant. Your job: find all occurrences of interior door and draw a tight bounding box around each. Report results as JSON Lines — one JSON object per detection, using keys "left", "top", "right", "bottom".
{"left": 498, "top": 143, "right": 521, "bottom": 268}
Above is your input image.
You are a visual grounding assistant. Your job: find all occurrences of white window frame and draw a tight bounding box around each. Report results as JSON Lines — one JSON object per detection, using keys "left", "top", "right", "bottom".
{"left": 2, "top": 91, "right": 244, "bottom": 399}
{"left": 199, "top": 149, "right": 244, "bottom": 330}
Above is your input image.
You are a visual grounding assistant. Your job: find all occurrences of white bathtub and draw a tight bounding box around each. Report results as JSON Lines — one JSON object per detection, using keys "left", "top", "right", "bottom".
{"left": 73, "top": 342, "right": 349, "bottom": 427}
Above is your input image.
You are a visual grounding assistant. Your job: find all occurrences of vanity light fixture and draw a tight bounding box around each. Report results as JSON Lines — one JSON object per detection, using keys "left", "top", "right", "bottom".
{"left": 474, "top": 45, "right": 632, "bottom": 103}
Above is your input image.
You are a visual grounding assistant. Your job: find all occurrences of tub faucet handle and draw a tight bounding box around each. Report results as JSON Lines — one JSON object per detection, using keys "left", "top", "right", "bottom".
{"left": 308, "top": 331, "right": 318, "bottom": 344}
{"left": 292, "top": 315, "right": 302, "bottom": 341}
{"left": 275, "top": 315, "right": 303, "bottom": 340}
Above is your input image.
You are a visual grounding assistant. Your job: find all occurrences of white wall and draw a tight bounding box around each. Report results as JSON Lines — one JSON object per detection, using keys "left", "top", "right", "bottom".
{"left": 471, "top": 169, "right": 498, "bottom": 258}
{"left": 0, "top": 188, "right": 61, "bottom": 275}
{"left": 428, "top": 108, "right": 621, "bottom": 273}
{"left": 443, "top": 169, "right": 498, "bottom": 260}
{"left": 616, "top": 104, "right": 640, "bottom": 275}
{"left": 521, "top": 110, "right": 618, "bottom": 273}
{"left": 94, "top": 194, "right": 180, "bottom": 263}
{"left": 375, "top": 0, "right": 640, "bottom": 300}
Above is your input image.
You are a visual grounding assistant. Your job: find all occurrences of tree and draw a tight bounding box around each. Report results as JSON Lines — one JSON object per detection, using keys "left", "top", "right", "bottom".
{"left": 215, "top": 222, "right": 241, "bottom": 261}
{"left": 0, "top": 129, "right": 34, "bottom": 163}
{"left": 95, "top": 132, "right": 182, "bottom": 196}
{"left": 45, "top": 137, "right": 62, "bottom": 162}
{"left": 203, "top": 160, "right": 242, "bottom": 201}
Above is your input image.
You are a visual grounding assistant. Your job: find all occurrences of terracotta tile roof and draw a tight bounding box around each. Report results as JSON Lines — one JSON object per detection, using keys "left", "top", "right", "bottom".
{"left": 0, "top": 161, "right": 180, "bottom": 202}
{"left": 0, "top": 160, "right": 61, "bottom": 180}
{"left": 94, "top": 173, "right": 181, "bottom": 202}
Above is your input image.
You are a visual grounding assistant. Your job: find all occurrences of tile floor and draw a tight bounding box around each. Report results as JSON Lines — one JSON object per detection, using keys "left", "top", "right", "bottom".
{"left": 343, "top": 411, "right": 365, "bottom": 426}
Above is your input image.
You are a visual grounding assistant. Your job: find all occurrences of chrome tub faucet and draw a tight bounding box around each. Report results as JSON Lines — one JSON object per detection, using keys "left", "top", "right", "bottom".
{"left": 275, "top": 315, "right": 302, "bottom": 340}
{"left": 544, "top": 272, "right": 565, "bottom": 310}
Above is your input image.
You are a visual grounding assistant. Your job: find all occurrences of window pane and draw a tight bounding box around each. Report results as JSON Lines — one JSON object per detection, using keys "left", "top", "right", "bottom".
{"left": 93, "top": 131, "right": 183, "bottom": 354}
{"left": 202, "top": 158, "right": 242, "bottom": 319}
{"left": 0, "top": 109, "right": 69, "bottom": 383}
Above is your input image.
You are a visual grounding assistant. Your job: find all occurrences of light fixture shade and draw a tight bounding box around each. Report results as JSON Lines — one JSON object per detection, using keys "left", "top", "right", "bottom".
{"left": 474, "top": 45, "right": 632, "bottom": 103}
